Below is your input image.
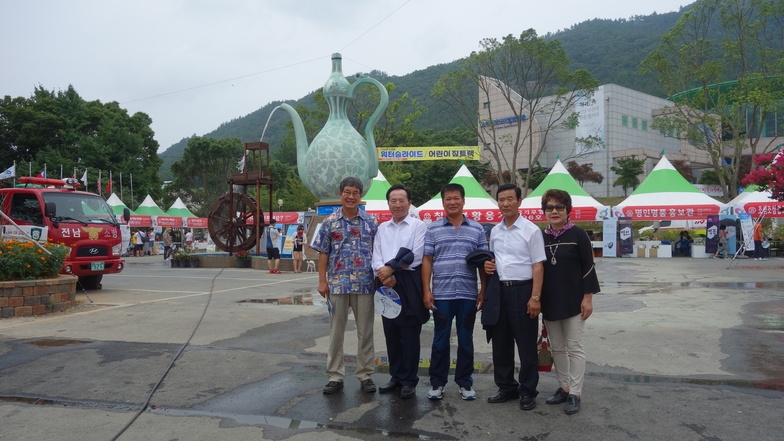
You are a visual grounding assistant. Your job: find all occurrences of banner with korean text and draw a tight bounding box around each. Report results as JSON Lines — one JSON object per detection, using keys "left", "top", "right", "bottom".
{"left": 377, "top": 146, "right": 481, "bottom": 161}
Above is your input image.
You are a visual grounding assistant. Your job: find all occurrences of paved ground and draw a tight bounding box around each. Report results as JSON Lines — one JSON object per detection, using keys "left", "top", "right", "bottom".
{"left": 1, "top": 254, "right": 783, "bottom": 440}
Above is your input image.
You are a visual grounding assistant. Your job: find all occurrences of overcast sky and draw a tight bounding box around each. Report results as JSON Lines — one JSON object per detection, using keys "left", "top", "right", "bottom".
{"left": 2, "top": 0, "right": 689, "bottom": 153}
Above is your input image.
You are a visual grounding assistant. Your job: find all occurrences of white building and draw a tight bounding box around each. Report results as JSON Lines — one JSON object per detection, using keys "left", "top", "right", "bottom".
{"left": 479, "top": 80, "right": 712, "bottom": 198}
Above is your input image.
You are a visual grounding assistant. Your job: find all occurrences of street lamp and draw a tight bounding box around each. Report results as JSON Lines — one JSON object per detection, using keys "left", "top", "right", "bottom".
{"left": 278, "top": 198, "right": 283, "bottom": 212}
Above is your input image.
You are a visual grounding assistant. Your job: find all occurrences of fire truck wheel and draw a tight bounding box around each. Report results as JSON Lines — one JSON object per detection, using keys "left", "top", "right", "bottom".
{"left": 79, "top": 275, "right": 103, "bottom": 290}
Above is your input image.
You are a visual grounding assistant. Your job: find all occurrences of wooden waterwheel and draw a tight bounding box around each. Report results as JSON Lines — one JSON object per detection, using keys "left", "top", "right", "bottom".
{"left": 206, "top": 141, "right": 275, "bottom": 254}
{"left": 207, "top": 192, "right": 260, "bottom": 252}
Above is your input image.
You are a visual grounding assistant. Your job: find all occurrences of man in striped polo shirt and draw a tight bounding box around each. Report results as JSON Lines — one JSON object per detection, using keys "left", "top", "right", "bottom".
{"left": 422, "top": 183, "right": 488, "bottom": 401}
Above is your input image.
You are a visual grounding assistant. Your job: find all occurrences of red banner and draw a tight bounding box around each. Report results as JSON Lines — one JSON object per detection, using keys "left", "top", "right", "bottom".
{"left": 614, "top": 205, "right": 720, "bottom": 220}
{"left": 156, "top": 216, "right": 183, "bottom": 227}
{"left": 128, "top": 215, "right": 152, "bottom": 227}
{"left": 365, "top": 211, "right": 393, "bottom": 222}
{"left": 741, "top": 201, "right": 784, "bottom": 218}
{"left": 264, "top": 212, "right": 302, "bottom": 224}
{"left": 186, "top": 218, "right": 209, "bottom": 228}
{"left": 418, "top": 209, "right": 503, "bottom": 224}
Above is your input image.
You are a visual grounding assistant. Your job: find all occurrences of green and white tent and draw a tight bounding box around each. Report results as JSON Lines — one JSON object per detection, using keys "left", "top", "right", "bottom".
{"left": 106, "top": 193, "right": 133, "bottom": 217}
{"left": 165, "top": 197, "right": 198, "bottom": 218}
{"left": 134, "top": 194, "right": 167, "bottom": 217}
{"left": 729, "top": 185, "right": 784, "bottom": 218}
{"left": 416, "top": 165, "right": 500, "bottom": 223}
{"left": 613, "top": 155, "right": 727, "bottom": 220}
{"left": 520, "top": 160, "right": 610, "bottom": 222}
{"left": 362, "top": 170, "right": 395, "bottom": 222}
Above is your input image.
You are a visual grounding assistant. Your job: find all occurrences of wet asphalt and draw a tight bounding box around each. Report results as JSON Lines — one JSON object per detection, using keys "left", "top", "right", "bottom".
{"left": 0, "top": 254, "right": 783, "bottom": 440}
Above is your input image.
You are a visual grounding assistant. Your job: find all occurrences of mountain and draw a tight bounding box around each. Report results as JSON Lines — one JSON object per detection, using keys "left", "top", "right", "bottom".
{"left": 158, "top": 7, "right": 687, "bottom": 180}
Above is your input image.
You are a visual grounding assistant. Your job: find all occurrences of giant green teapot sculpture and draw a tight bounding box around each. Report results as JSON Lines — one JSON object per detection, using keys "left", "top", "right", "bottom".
{"left": 279, "top": 53, "right": 389, "bottom": 202}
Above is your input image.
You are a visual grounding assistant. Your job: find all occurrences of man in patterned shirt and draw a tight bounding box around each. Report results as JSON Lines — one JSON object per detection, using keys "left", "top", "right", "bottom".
{"left": 312, "top": 176, "right": 379, "bottom": 395}
{"left": 422, "top": 183, "right": 488, "bottom": 401}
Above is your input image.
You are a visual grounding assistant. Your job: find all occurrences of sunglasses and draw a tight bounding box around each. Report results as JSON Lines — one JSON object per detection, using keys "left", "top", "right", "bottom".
{"left": 544, "top": 204, "right": 567, "bottom": 212}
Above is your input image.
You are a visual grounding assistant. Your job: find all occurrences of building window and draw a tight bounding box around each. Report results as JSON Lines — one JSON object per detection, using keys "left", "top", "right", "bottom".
{"left": 622, "top": 115, "right": 628, "bottom": 126}
{"left": 483, "top": 102, "right": 490, "bottom": 109}
{"left": 632, "top": 118, "right": 638, "bottom": 129}
{"left": 642, "top": 121, "right": 648, "bottom": 131}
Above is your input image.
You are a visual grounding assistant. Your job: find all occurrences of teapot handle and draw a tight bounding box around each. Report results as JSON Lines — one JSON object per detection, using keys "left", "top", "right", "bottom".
{"left": 348, "top": 76, "right": 389, "bottom": 177}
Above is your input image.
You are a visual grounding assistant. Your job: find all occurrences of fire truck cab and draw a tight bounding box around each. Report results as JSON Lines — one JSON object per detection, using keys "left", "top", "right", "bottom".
{"left": 0, "top": 176, "right": 130, "bottom": 289}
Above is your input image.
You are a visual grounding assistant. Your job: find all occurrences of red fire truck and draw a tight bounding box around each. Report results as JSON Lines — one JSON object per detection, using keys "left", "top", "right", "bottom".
{"left": 0, "top": 176, "right": 130, "bottom": 289}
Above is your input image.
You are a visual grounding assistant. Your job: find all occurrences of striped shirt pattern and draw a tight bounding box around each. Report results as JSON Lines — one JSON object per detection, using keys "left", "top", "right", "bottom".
{"left": 424, "top": 216, "right": 488, "bottom": 301}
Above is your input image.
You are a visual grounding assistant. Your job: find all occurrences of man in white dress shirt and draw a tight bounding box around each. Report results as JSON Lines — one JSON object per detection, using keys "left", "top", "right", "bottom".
{"left": 483, "top": 183, "right": 546, "bottom": 410}
{"left": 372, "top": 184, "right": 429, "bottom": 399}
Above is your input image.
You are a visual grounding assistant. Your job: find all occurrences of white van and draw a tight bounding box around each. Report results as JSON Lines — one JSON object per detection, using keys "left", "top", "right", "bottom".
{"left": 638, "top": 219, "right": 708, "bottom": 234}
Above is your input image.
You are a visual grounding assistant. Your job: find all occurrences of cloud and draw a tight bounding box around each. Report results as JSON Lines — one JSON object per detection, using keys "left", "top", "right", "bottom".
{"left": 0, "top": 0, "right": 688, "bottom": 152}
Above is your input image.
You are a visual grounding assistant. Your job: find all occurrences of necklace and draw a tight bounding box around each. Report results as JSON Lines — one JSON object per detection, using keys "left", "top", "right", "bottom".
{"left": 550, "top": 241, "right": 560, "bottom": 265}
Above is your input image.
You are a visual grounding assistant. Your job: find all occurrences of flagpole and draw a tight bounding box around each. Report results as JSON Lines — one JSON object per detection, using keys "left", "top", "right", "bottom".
{"left": 60, "top": 165, "right": 63, "bottom": 179}
{"left": 120, "top": 172, "right": 123, "bottom": 200}
{"left": 98, "top": 170, "right": 102, "bottom": 196}
{"left": 130, "top": 172, "right": 134, "bottom": 208}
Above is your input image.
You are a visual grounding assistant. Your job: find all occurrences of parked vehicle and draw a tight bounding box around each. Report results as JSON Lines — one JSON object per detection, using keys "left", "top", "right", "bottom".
{"left": 638, "top": 219, "right": 707, "bottom": 235}
{"left": 0, "top": 177, "right": 130, "bottom": 289}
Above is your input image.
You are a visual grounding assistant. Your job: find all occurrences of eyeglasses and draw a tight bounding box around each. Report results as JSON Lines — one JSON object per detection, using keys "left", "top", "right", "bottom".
{"left": 341, "top": 190, "right": 361, "bottom": 198}
{"left": 544, "top": 204, "right": 567, "bottom": 212}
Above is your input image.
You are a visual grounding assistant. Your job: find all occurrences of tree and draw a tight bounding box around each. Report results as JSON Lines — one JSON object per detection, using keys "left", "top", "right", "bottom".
{"left": 610, "top": 156, "right": 646, "bottom": 196}
{"left": 0, "top": 85, "right": 162, "bottom": 206}
{"left": 432, "top": 29, "right": 599, "bottom": 194}
{"left": 566, "top": 161, "right": 604, "bottom": 186}
{"left": 670, "top": 159, "right": 695, "bottom": 182}
{"left": 169, "top": 137, "right": 244, "bottom": 216}
{"left": 742, "top": 150, "right": 784, "bottom": 201}
{"left": 640, "top": 0, "right": 784, "bottom": 198}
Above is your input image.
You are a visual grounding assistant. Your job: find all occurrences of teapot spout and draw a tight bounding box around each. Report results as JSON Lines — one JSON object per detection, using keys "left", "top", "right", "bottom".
{"left": 278, "top": 103, "right": 310, "bottom": 187}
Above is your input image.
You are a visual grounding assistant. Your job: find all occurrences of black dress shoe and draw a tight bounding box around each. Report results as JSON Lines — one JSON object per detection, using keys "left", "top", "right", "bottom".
{"left": 378, "top": 381, "right": 402, "bottom": 393}
{"left": 564, "top": 394, "right": 580, "bottom": 414}
{"left": 519, "top": 395, "right": 536, "bottom": 411}
{"left": 400, "top": 385, "right": 416, "bottom": 399}
{"left": 487, "top": 389, "right": 519, "bottom": 403}
{"left": 545, "top": 387, "right": 569, "bottom": 405}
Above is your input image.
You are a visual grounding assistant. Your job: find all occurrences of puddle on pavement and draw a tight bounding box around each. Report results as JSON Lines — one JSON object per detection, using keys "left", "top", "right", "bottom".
{"left": 150, "top": 407, "right": 434, "bottom": 439}
{"left": 239, "top": 293, "right": 326, "bottom": 307}
{"left": 601, "top": 281, "right": 784, "bottom": 290}
{"left": 589, "top": 372, "right": 784, "bottom": 392}
{"left": 26, "top": 339, "right": 92, "bottom": 347}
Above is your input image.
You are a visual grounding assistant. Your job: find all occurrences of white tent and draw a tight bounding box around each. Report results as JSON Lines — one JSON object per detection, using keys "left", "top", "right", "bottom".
{"left": 613, "top": 156, "right": 728, "bottom": 220}
{"left": 520, "top": 160, "right": 610, "bottom": 222}
{"left": 416, "top": 165, "right": 500, "bottom": 223}
{"left": 730, "top": 185, "right": 784, "bottom": 218}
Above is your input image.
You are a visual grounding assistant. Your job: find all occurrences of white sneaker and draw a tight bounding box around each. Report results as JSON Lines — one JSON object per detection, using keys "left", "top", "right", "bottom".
{"left": 459, "top": 386, "right": 476, "bottom": 400}
{"left": 427, "top": 386, "right": 444, "bottom": 400}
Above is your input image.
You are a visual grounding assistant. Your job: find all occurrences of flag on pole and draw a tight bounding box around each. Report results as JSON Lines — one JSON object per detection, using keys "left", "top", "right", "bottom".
{"left": 105, "top": 172, "right": 112, "bottom": 195}
{"left": 80, "top": 170, "right": 88, "bottom": 190}
{"left": 37, "top": 170, "right": 47, "bottom": 178}
{"left": 1, "top": 163, "right": 15, "bottom": 180}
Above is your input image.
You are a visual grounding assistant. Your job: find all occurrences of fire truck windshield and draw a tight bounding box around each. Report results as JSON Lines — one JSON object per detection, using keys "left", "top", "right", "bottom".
{"left": 42, "top": 193, "right": 119, "bottom": 225}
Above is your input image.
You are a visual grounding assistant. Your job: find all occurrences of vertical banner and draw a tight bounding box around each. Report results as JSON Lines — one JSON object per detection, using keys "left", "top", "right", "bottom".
{"left": 720, "top": 215, "right": 738, "bottom": 255}
{"left": 739, "top": 213, "right": 754, "bottom": 253}
{"left": 618, "top": 217, "right": 633, "bottom": 256}
{"left": 705, "top": 215, "right": 719, "bottom": 255}
{"left": 575, "top": 85, "right": 606, "bottom": 154}
{"left": 602, "top": 218, "right": 617, "bottom": 257}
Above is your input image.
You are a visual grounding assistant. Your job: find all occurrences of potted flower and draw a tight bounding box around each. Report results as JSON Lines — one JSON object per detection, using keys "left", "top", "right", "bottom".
{"left": 235, "top": 249, "right": 251, "bottom": 268}
{"left": 172, "top": 248, "right": 190, "bottom": 268}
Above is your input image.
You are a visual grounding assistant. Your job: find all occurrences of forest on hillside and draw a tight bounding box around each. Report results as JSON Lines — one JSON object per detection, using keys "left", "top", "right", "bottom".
{"left": 158, "top": 7, "right": 688, "bottom": 179}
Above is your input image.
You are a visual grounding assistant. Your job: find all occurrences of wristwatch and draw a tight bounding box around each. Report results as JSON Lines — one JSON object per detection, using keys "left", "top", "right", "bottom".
{"left": 531, "top": 295, "right": 540, "bottom": 302}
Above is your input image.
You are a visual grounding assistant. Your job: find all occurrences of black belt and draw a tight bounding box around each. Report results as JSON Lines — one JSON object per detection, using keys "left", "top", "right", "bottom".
{"left": 500, "top": 280, "right": 532, "bottom": 287}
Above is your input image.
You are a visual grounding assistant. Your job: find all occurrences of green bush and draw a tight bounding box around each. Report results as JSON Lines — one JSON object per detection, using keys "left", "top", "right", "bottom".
{"left": 0, "top": 239, "right": 70, "bottom": 281}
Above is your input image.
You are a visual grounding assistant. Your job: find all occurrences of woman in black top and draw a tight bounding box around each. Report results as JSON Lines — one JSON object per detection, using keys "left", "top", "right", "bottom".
{"left": 540, "top": 189, "right": 600, "bottom": 415}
